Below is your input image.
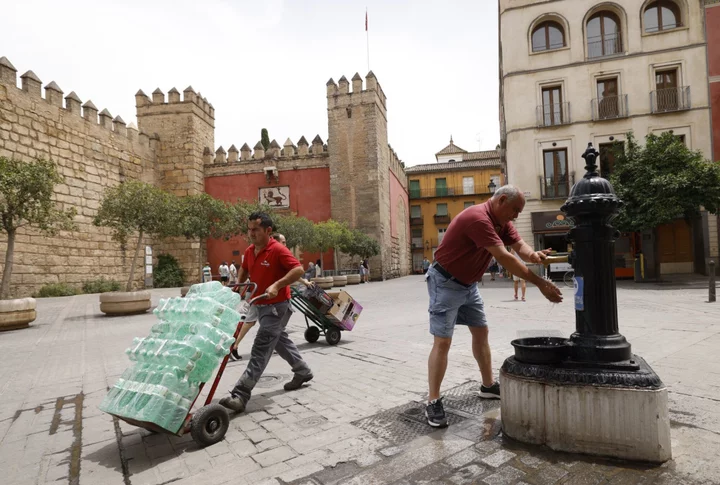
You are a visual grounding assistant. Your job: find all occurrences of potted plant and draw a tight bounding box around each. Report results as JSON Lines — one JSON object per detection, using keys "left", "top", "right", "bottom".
{"left": 93, "top": 181, "right": 176, "bottom": 315}
{"left": 0, "top": 157, "right": 76, "bottom": 330}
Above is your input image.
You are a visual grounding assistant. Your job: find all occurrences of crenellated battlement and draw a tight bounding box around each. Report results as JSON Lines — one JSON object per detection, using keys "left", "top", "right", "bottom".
{"left": 387, "top": 144, "right": 407, "bottom": 188}
{"left": 207, "top": 135, "right": 328, "bottom": 166}
{"left": 135, "top": 85, "right": 215, "bottom": 128}
{"left": 326, "top": 71, "right": 387, "bottom": 114}
{"left": 0, "top": 56, "right": 157, "bottom": 148}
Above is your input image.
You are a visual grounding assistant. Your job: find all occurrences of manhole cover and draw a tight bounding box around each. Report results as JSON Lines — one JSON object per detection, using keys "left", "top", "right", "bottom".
{"left": 255, "top": 374, "right": 287, "bottom": 388}
{"left": 352, "top": 401, "right": 466, "bottom": 445}
{"left": 296, "top": 416, "right": 328, "bottom": 429}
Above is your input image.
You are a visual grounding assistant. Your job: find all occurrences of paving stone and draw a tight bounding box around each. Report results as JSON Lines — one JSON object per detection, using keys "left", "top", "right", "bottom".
{"left": 229, "top": 439, "right": 258, "bottom": 457}
{"left": 482, "top": 465, "right": 526, "bottom": 485}
{"left": 446, "top": 448, "right": 483, "bottom": 468}
{"left": 534, "top": 464, "right": 569, "bottom": 484}
{"left": 448, "top": 464, "right": 488, "bottom": 484}
{"left": 481, "top": 450, "right": 517, "bottom": 468}
{"left": 278, "top": 462, "right": 325, "bottom": 482}
{"left": 252, "top": 445, "right": 297, "bottom": 467}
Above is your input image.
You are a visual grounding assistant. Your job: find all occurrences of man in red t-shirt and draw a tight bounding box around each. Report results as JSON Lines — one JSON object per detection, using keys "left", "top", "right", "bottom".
{"left": 220, "top": 213, "right": 313, "bottom": 413}
{"left": 424, "top": 185, "right": 563, "bottom": 427}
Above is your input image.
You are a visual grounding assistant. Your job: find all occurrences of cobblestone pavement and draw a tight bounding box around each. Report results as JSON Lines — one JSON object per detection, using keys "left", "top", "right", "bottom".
{"left": 1, "top": 276, "right": 719, "bottom": 485}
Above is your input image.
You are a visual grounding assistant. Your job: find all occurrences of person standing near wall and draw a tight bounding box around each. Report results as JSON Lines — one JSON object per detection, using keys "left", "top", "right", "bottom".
{"left": 229, "top": 260, "right": 238, "bottom": 285}
{"left": 202, "top": 262, "right": 212, "bottom": 283}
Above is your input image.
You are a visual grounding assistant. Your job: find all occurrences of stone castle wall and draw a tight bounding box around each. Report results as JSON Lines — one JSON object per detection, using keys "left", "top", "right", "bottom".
{"left": 0, "top": 54, "right": 409, "bottom": 297}
{"left": 0, "top": 57, "right": 160, "bottom": 297}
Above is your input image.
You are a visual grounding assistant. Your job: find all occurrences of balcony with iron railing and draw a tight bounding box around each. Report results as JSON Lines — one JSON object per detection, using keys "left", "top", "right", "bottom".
{"left": 591, "top": 94, "right": 628, "bottom": 121}
{"left": 411, "top": 238, "right": 424, "bottom": 251}
{"left": 587, "top": 33, "right": 623, "bottom": 59}
{"left": 539, "top": 172, "right": 575, "bottom": 200}
{"left": 651, "top": 86, "right": 691, "bottom": 113}
{"left": 536, "top": 102, "right": 571, "bottom": 128}
{"left": 410, "top": 216, "right": 423, "bottom": 225}
{"left": 409, "top": 186, "right": 494, "bottom": 200}
{"left": 434, "top": 214, "right": 451, "bottom": 224}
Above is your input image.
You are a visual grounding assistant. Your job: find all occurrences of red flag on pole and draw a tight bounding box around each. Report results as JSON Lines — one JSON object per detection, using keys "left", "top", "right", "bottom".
{"left": 365, "top": 10, "right": 368, "bottom": 31}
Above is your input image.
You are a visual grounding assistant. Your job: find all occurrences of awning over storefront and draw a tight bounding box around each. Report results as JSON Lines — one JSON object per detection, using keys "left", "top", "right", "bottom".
{"left": 531, "top": 211, "right": 575, "bottom": 234}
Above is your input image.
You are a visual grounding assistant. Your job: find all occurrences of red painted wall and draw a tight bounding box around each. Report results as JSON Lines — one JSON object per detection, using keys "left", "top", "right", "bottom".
{"left": 204, "top": 167, "right": 333, "bottom": 276}
{"left": 389, "top": 169, "right": 409, "bottom": 239}
{"left": 709, "top": 7, "right": 720, "bottom": 162}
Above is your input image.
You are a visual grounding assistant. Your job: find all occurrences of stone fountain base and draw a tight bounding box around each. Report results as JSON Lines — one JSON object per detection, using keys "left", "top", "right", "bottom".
{"left": 500, "top": 355, "right": 671, "bottom": 463}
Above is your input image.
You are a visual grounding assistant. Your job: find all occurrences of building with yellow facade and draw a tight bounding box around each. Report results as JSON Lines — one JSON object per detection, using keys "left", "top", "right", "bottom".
{"left": 405, "top": 139, "right": 503, "bottom": 272}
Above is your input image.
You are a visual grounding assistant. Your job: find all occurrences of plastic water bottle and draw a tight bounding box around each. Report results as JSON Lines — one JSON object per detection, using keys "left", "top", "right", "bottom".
{"left": 187, "top": 281, "right": 224, "bottom": 296}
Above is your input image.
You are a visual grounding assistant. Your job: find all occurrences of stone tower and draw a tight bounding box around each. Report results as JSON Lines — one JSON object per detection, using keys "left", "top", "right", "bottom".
{"left": 327, "top": 72, "right": 410, "bottom": 279}
{"left": 135, "top": 87, "right": 215, "bottom": 281}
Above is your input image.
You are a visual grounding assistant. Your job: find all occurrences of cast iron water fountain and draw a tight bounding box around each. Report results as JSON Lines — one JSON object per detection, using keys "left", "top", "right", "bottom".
{"left": 500, "top": 143, "right": 671, "bottom": 463}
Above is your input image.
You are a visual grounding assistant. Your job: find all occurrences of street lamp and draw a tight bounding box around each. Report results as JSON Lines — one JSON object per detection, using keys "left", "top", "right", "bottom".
{"left": 488, "top": 180, "right": 497, "bottom": 194}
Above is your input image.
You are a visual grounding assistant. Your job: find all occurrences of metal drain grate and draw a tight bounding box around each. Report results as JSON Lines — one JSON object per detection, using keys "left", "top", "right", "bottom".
{"left": 351, "top": 381, "right": 499, "bottom": 445}
{"left": 352, "top": 401, "right": 466, "bottom": 445}
{"left": 443, "top": 381, "right": 501, "bottom": 416}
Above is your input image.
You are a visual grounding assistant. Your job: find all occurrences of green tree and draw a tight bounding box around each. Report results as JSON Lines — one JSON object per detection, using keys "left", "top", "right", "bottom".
{"left": 610, "top": 132, "right": 720, "bottom": 276}
{"left": 306, "top": 219, "right": 351, "bottom": 271}
{"left": 94, "top": 181, "right": 177, "bottom": 291}
{"left": 275, "top": 213, "right": 315, "bottom": 253}
{"left": 0, "top": 157, "right": 77, "bottom": 299}
{"left": 261, "top": 128, "right": 270, "bottom": 151}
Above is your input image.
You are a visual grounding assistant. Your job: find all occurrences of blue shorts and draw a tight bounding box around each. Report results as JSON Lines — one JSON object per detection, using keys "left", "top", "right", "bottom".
{"left": 426, "top": 266, "right": 487, "bottom": 338}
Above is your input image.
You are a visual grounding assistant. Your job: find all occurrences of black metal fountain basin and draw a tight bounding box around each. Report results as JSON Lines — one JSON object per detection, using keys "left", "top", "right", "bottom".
{"left": 511, "top": 337, "right": 569, "bottom": 365}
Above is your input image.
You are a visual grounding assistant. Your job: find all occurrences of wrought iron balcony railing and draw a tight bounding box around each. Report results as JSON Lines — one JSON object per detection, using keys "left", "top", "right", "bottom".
{"left": 410, "top": 217, "right": 423, "bottom": 225}
{"left": 591, "top": 94, "right": 628, "bottom": 121}
{"left": 651, "top": 86, "right": 691, "bottom": 113}
{"left": 536, "top": 102, "right": 571, "bottom": 128}
{"left": 587, "top": 33, "right": 623, "bottom": 59}
{"left": 409, "top": 186, "right": 493, "bottom": 199}
{"left": 434, "top": 214, "right": 451, "bottom": 224}
{"left": 539, "top": 172, "right": 575, "bottom": 200}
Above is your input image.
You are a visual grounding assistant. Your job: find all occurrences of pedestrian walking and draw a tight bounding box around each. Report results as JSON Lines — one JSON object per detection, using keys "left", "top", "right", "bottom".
{"left": 424, "top": 185, "right": 563, "bottom": 427}
{"left": 220, "top": 212, "right": 313, "bottom": 413}
{"left": 229, "top": 260, "right": 238, "bottom": 285}
{"left": 422, "top": 257, "right": 430, "bottom": 274}
{"left": 512, "top": 250, "right": 527, "bottom": 301}
{"left": 488, "top": 258, "right": 499, "bottom": 281}
{"left": 362, "top": 258, "right": 370, "bottom": 283}
{"left": 218, "top": 261, "right": 230, "bottom": 286}
{"left": 315, "top": 259, "right": 322, "bottom": 278}
{"left": 202, "top": 262, "right": 212, "bottom": 283}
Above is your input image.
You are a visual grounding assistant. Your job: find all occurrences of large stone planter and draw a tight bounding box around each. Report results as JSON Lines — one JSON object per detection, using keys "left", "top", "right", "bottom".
{"left": 99, "top": 291, "right": 151, "bottom": 316}
{"left": 181, "top": 286, "right": 190, "bottom": 297}
{"left": 311, "top": 277, "right": 334, "bottom": 290}
{"left": 332, "top": 275, "right": 347, "bottom": 287}
{"left": 346, "top": 274, "right": 361, "bottom": 285}
{"left": 0, "top": 297, "right": 37, "bottom": 331}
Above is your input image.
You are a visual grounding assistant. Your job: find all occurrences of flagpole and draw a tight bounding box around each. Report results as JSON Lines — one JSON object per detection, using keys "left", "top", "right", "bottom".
{"left": 366, "top": 8, "right": 370, "bottom": 72}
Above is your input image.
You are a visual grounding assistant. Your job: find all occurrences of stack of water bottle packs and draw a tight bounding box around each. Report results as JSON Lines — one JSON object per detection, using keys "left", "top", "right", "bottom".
{"left": 99, "top": 281, "right": 244, "bottom": 433}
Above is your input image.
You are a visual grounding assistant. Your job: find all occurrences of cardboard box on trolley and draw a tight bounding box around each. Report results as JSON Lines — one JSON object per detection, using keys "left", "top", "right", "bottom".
{"left": 325, "top": 290, "right": 363, "bottom": 331}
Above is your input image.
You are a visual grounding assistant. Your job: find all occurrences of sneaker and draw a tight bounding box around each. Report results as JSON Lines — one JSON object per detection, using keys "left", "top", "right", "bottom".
{"left": 284, "top": 373, "right": 314, "bottom": 391}
{"left": 478, "top": 381, "right": 501, "bottom": 399}
{"left": 425, "top": 398, "right": 448, "bottom": 427}
{"left": 219, "top": 396, "right": 246, "bottom": 413}
{"left": 229, "top": 349, "right": 241, "bottom": 361}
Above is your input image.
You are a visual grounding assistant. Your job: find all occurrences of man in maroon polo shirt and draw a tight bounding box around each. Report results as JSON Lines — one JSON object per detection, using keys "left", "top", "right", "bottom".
{"left": 220, "top": 212, "right": 313, "bottom": 413}
{"left": 424, "top": 185, "right": 563, "bottom": 427}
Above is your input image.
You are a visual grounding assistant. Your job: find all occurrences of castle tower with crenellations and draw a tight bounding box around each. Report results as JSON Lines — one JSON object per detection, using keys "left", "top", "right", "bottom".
{"left": 327, "top": 72, "right": 410, "bottom": 280}
{"left": 135, "top": 86, "right": 215, "bottom": 282}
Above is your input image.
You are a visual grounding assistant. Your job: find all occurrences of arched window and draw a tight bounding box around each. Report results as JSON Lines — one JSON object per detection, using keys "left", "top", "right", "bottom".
{"left": 532, "top": 21, "right": 566, "bottom": 52}
{"left": 587, "top": 11, "right": 622, "bottom": 58}
{"left": 644, "top": 1, "right": 681, "bottom": 33}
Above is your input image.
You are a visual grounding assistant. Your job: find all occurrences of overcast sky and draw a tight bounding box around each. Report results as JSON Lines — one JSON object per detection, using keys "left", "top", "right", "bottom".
{"left": 5, "top": 0, "right": 499, "bottom": 166}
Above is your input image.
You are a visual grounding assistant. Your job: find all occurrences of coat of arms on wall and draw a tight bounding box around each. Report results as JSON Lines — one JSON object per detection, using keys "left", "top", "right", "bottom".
{"left": 259, "top": 186, "right": 290, "bottom": 208}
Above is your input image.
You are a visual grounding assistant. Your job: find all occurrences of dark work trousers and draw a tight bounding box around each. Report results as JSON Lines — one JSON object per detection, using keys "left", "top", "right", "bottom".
{"left": 231, "top": 301, "right": 312, "bottom": 402}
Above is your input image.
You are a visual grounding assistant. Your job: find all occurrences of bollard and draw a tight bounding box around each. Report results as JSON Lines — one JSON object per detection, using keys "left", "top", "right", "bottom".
{"left": 710, "top": 261, "right": 716, "bottom": 303}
